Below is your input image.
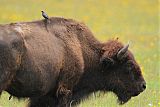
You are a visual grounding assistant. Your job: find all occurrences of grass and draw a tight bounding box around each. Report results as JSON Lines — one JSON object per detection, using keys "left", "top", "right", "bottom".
{"left": 0, "top": 0, "right": 159, "bottom": 107}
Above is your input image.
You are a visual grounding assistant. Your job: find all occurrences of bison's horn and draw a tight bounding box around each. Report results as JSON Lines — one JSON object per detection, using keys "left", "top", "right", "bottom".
{"left": 117, "top": 44, "right": 129, "bottom": 60}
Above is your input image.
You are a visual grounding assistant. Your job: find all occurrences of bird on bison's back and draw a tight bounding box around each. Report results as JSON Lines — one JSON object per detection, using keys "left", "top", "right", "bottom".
{"left": 41, "top": 11, "right": 49, "bottom": 19}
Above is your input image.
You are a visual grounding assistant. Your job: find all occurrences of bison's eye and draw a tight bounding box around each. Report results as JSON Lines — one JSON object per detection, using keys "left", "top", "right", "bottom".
{"left": 125, "top": 61, "right": 133, "bottom": 71}
{"left": 126, "top": 60, "right": 134, "bottom": 68}
{"left": 124, "top": 60, "right": 136, "bottom": 80}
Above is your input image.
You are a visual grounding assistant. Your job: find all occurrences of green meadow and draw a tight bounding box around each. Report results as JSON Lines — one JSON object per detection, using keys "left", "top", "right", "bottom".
{"left": 0, "top": 0, "right": 159, "bottom": 107}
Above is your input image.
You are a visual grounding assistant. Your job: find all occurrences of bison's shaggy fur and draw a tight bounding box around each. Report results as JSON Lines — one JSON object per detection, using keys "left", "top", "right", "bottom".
{"left": 0, "top": 17, "right": 146, "bottom": 107}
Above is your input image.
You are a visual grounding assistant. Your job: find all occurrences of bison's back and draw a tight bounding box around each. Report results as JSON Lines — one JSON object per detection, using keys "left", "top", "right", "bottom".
{"left": 7, "top": 17, "right": 84, "bottom": 97}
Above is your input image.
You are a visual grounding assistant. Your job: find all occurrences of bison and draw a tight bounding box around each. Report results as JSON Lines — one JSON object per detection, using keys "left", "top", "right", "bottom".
{"left": 0, "top": 17, "right": 146, "bottom": 107}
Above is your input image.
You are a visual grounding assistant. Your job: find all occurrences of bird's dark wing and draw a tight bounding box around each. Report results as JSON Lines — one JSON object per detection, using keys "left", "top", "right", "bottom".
{"left": 42, "top": 12, "right": 49, "bottom": 19}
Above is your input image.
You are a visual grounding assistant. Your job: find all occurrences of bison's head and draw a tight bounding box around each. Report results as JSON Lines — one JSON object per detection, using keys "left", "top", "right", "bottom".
{"left": 100, "top": 40, "right": 146, "bottom": 104}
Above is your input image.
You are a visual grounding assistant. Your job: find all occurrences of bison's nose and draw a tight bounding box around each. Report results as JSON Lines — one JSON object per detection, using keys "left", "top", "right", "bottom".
{"left": 140, "top": 81, "right": 146, "bottom": 91}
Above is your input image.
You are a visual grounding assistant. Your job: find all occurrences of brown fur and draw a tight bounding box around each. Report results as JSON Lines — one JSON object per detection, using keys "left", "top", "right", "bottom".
{"left": 0, "top": 17, "right": 146, "bottom": 107}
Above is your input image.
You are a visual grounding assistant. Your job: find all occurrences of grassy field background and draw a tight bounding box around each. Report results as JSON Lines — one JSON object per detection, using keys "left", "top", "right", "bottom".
{"left": 0, "top": 0, "right": 159, "bottom": 107}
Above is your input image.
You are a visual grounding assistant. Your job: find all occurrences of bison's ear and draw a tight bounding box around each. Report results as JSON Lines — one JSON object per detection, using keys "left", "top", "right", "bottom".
{"left": 100, "top": 57, "right": 114, "bottom": 69}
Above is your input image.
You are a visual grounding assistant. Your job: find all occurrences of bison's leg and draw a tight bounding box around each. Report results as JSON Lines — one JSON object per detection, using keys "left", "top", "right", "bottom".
{"left": 56, "top": 83, "right": 72, "bottom": 107}
{"left": 28, "top": 96, "right": 57, "bottom": 107}
{"left": 56, "top": 65, "right": 84, "bottom": 107}
{"left": 56, "top": 38, "right": 84, "bottom": 107}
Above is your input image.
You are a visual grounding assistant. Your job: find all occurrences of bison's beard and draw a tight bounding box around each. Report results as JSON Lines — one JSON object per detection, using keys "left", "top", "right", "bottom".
{"left": 114, "top": 89, "right": 132, "bottom": 105}
{"left": 117, "top": 92, "right": 131, "bottom": 104}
